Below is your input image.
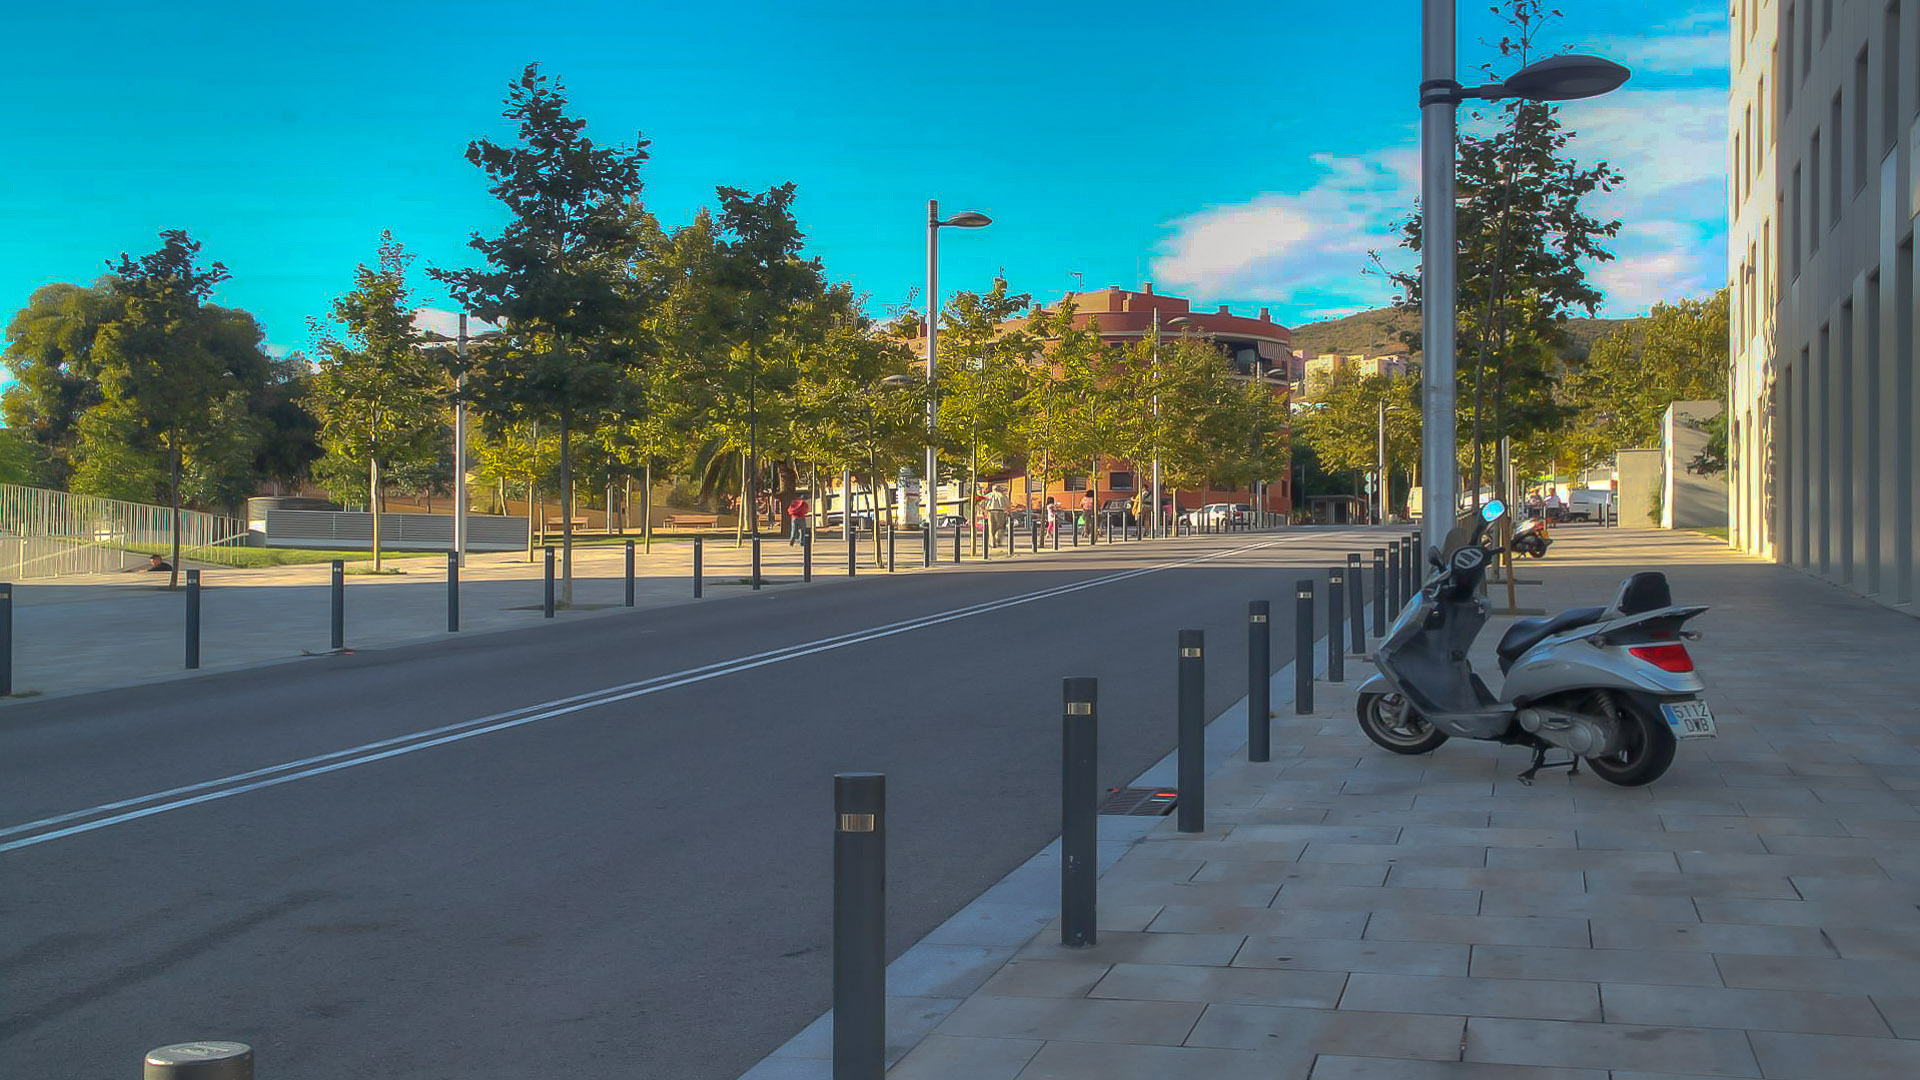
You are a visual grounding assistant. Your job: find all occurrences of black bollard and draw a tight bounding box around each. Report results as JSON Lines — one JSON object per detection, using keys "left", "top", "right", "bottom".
{"left": 1247, "top": 601, "right": 1270, "bottom": 763}
{"left": 1072, "top": 515, "right": 1079, "bottom": 546}
{"left": 185, "top": 569, "right": 201, "bottom": 670}
{"left": 752, "top": 536, "right": 763, "bottom": 590}
{"left": 1295, "top": 579, "right": 1314, "bottom": 714}
{"left": 0, "top": 582, "right": 10, "bottom": 696}
{"left": 1327, "top": 569, "right": 1345, "bottom": 683}
{"left": 145, "top": 1041, "right": 253, "bottom": 1080}
{"left": 848, "top": 518, "right": 857, "bottom": 577}
{"left": 543, "top": 547, "right": 556, "bottom": 618}
{"left": 1388, "top": 541, "right": 1401, "bottom": 613}
{"left": 625, "top": 540, "right": 637, "bottom": 606}
{"left": 803, "top": 530, "right": 812, "bottom": 583}
{"left": 953, "top": 520, "right": 961, "bottom": 564}
{"left": 1371, "top": 548, "right": 1386, "bottom": 636}
{"left": 1032, "top": 519, "right": 1040, "bottom": 553}
{"left": 1408, "top": 531, "right": 1421, "bottom": 596}
{"left": 330, "top": 559, "right": 345, "bottom": 651}
{"left": 1177, "top": 629, "right": 1205, "bottom": 834}
{"left": 833, "top": 772, "right": 886, "bottom": 1080}
{"left": 1347, "top": 553, "right": 1366, "bottom": 654}
{"left": 887, "top": 525, "right": 896, "bottom": 571}
{"left": 447, "top": 552, "right": 460, "bottom": 632}
{"left": 1061, "top": 677, "right": 1098, "bottom": 948}
{"left": 693, "top": 537, "right": 704, "bottom": 598}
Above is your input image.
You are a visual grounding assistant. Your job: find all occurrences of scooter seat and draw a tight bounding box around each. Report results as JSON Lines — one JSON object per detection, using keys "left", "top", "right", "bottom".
{"left": 1496, "top": 606, "right": 1608, "bottom": 662}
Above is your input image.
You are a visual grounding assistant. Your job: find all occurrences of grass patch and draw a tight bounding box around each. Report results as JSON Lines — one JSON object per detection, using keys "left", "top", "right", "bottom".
{"left": 1688, "top": 527, "right": 1731, "bottom": 541}
{"left": 124, "top": 543, "right": 437, "bottom": 568}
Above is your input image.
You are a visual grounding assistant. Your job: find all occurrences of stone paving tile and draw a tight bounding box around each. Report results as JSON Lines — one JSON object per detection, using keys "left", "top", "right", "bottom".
{"left": 1011, "top": 930, "right": 1244, "bottom": 968}
{"left": 1484, "top": 847, "right": 1680, "bottom": 873}
{"left": 1462, "top": 1017, "right": 1759, "bottom": 1075}
{"left": 1097, "top": 857, "right": 1203, "bottom": 882}
{"left": 1788, "top": 873, "right": 1917, "bottom": 901}
{"left": 887, "top": 944, "right": 1023, "bottom": 998}
{"left": 1318, "top": 809, "right": 1491, "bottom": 829}
{"left": 1098, "top": 879, "right": 1281, "bottom": 909}
{"left": 1145, "top": 905, "right": 1370, "bottom": 939}
{"left": 1135, "top": 836, "right": 1300, "bottom": 860}
{"left": 1012, "top": 1039, "right": 1302, "bottom": 1080}
{"left": 1587, "top": 918, "right": 1834, "bottom": 956}
{"left": 1191, "top": 859, "right": 1389, "bottom": 887}
{"left": 1580, "top": 870, "right": 1798, "bottom": 898}
{"left": 1299, "top": 842, "right": 1488, "bottom": 866}
{"left": 1306, "top": 1059, "right": 1607, "bottom": 1080}
{"left": 934, "top": 995, "right": 1203, "bottom": 1045}
{"left": 1399, "top": 825, "right": 1575, "bottom": 848}
{"left": 1674, "top": 850, "right": 1891, "bottom": 878}
{"left": 1469, "top": 944, "right": 1725, "bottom": 987}
{"left": 1746, "top": 1030, "right": 1920, "bottom": 1079}
{"left": 1824, "top": 925, "right": 1920, "bottom": 961}
{"left": 1088, "top": 961, "right": 1348, "bottom": 1009}
{"left": 1655, "top": 814, "right": 1850, "bottom": 836}
{"left": 1866, "top": 994, "right": 1920, "bottom": 1037}
{"left": 1478, "top": 889, "right": 1702, "bottom": 922}
{"left": 1754, "top": 833, "right": 1893, "bottom": 857}
{"left": 1488, "top": 809, "right": 1669, "bottom": 830}
{"left": 1835, "top": 816, "right": 1920, "bottom": 839}
{"left": 919, "top": 902, "right": 1055, "bottom": 947}
{"left": 1041, "top": 903, "right": 1164, "bottom": 935}
{"left": 1693, "top": 895, "right": 1920, "bottom": 927}
{"left": 1273, "top": 883, "right": 1483, "bottom": 916}
{"left": 1599, "top": 982, "right": 1890, "bottom": 1035}
{"left": 975, "top": 959, "right": 1112, "bottom": 998}
{"left": 1338, "top": 972, "right": 1600, "bottom": 1022}
{"left": 1233, "top": 823, "right": 1403, "bottom": 846}
{"left": 1364, "top": 912, "right": 1590, "bottom": 949}
{"left": 769, "top": 995, "right": 961, "bottom": 1062}
{"left": 1384, "top": 866, "right": 1585, "bottom": 893}
{"left": 1572, "top": 828, "right": 1768, "bottom": 853}
{"left": 1186, "top": 1003, "right": 1464, "bottom": 1059}
{"left": 1233, "top": 936, "right": 1470, "bottom": 977}
{"left": 884, "top": 1034, "right": 1040, "bottom": 1080}
{"left": 1713, "top": 953, "right": 1913, "bottom": 995}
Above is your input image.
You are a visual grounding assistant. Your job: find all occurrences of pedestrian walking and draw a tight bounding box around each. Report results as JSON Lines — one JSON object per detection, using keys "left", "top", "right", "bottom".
{"left": 1080, "top": 489, "right": 1098, "bottom": 540}
{"left": 1132, "top": 490, "right": 1149, "bottom": 538}
{"left": 985, "top": 484, "right": 1009, "bottom": 548}
{"left": 786, "top": 495, "right": 809, "bottom": 545}
{"left": 1044, "top": 496, "right": 1059, "bottom": 540}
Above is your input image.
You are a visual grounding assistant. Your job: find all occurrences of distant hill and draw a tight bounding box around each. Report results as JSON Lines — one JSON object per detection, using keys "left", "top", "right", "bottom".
{"left": 1287, "top": 306, "right": 1646, "bottom": 363}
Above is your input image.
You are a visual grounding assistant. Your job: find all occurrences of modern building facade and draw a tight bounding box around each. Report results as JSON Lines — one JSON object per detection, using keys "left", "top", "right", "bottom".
{"left": 1730, "top": 0, "right": 1919, "bottom": 612}
{"left": 1299, "top": 352, "right": 1412, "bottom": 396}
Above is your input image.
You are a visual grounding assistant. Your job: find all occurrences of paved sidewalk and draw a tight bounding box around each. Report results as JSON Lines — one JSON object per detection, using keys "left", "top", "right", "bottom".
{"left": 744, "top": 525, "right": 1920, "bottom": 1079}
{"left": 0, "top": 525, "right": 1260, "bottom": 702}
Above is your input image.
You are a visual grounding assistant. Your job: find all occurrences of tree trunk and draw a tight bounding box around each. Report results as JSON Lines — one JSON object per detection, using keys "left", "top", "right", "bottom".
{"left": 370, "top": 456, "right": 383, "bottom": 573}
{"left": 643, "top": 461, "right": 653, "bottom": 554}
{"left": 736, "top": 454, "right": 748, "bottom": 548}
{"left": 168, "top": 438, "right": 181, "bottom": 591}
{"left": 559, "top": 409, "right": 573, "bottom": 607}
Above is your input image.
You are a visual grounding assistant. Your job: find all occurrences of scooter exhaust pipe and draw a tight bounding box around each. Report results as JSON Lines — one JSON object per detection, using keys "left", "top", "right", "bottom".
{"left": 1515, "top": 706, "right": 1623, "bottom": 757}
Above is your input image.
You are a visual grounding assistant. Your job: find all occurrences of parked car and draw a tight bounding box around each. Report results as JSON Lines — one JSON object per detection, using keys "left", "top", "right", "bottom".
{"left": 1232, "top": 503, "right": 1253, "bottom": 524}
{"left": 1565, "top": 489, "right": 1613, "bottom": 522}
{"left": 1100, "top": 498, "right": 1137, "bottom": 527}
{"left": 1180, "top": 503, "right": 1235, "bottom": 529}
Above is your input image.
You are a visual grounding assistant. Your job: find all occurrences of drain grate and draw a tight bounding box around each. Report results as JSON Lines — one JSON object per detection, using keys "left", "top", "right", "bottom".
{"left": 1098, "top": 787, "right": 1179, "bottom": 816}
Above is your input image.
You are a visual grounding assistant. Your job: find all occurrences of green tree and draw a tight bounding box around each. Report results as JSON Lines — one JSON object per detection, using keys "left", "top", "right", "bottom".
{"left": 1, "top": 281, "right": 119, "bottom": 487}
{"left": 1560, "top": 289, "right": 1729, "bottom": 463}
{"left": 0, "top": 428, "right": 46, "bottom": 486}
{"left": 1022, "top": 299, "right": 1119, "bottom": 519}
{"left": 433, "top": 63, "right": 652, "bottom": 603}
{"left": 1379, "top": 0, "right": 1623, "bottom": 506}
{"left": 936, "top": 277, "right": 1038, "bottom": 534}
{"left": 1291, "top": 373, "right": 1423, "bottom": 514}
{"left": 308, "top": 234, "right": 446, "bottom": 570}
{"left": 93, "top": 230, "right": 269, "bottom": 586}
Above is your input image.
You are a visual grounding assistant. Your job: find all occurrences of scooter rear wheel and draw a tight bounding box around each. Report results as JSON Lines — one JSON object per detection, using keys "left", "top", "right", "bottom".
{"left": 1583, "top": 692, "right": 1677, "bottom": 787}
{"left": 1357, "top": 692, "right": 1449, "bottom": 754}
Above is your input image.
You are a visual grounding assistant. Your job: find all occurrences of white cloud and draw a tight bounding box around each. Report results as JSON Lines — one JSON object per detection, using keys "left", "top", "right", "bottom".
{"left": 1151, "top": 82, "right": 1729, "bottom": 322}
{"left": 1579, "top": 10, "right": 1730, "bottom": 76}
{"left": 411, "top": 307, "right": 501, "bottom": 339}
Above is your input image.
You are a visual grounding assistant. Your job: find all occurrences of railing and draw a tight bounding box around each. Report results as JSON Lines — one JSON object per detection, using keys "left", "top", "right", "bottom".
{"left": 0, "top": 484, "right": 248, "bottom": 579}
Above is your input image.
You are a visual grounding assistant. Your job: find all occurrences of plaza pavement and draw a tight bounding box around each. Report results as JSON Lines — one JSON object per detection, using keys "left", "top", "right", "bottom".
{"left": 741, "top": 525, "right": 1920, "bottom": 1080}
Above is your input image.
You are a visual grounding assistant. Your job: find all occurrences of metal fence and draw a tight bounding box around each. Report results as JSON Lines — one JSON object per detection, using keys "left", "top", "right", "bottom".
{"left": 0, "top": 484, "right": 249, "bottom": 579}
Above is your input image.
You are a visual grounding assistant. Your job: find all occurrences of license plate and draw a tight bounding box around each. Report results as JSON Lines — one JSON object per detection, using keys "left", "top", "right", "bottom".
{"left": 1660, "top": 699, "right": 1717, "bottom": 738}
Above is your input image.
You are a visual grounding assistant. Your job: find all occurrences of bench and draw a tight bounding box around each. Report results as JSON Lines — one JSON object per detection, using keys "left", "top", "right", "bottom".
{"left": 663, "top": 514, "right": 720, "bottom": 530}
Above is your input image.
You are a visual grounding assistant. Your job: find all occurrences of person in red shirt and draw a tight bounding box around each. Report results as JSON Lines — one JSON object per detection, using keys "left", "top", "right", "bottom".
{"left": 787, "top": 496, "right": 809, "bottom": 545}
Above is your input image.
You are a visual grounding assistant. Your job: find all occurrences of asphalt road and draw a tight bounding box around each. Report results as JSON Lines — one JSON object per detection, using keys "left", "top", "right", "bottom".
{"left": 0, "top": 527, "right": 1391, "bottom": 1080}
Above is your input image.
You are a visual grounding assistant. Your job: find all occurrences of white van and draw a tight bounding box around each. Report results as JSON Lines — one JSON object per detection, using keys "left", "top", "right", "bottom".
{"left": 1565, "top": 489, "right": 1613, "bottom": 521}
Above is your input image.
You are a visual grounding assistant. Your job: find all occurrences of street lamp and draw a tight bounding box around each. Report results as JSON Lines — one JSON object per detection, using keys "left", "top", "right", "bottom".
{"left": 926, "top": 200, "right": 992, "bottom": 564}
{"left": 1417, "top": 7, "right": 1627, "bottom": 556}
{"left": 420, "top": 316, "right": 505, "bottom": 567}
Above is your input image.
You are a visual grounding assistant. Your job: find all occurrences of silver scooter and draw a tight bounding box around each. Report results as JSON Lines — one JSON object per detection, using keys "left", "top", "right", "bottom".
{"left": 1355, "top": 500, "right": 1714, "bottom": 786}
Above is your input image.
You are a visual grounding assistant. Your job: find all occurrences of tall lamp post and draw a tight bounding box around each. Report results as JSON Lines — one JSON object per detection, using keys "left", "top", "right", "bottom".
{"left": 1417, "top": 19, "right": 1628, "bottom": 555}
{"left": 926, "top": 200, "right": 992, "bottom": 564}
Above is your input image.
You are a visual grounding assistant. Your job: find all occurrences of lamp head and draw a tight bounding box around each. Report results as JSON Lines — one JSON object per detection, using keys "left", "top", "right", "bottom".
{"left": 943, "top": 211, "right": 993, "bottom": 228}
{"left": 1501, "top": 54, "right": 1630, "bottom": 102}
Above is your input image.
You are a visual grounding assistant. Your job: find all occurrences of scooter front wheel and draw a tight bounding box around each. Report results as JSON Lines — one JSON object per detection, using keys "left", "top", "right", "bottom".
{"left": 1583, "top": 691, "right": 1677, "bottom": 787}
{"left": 1525, "top": 547, "right": 1547, "bottom": 559}
{"left": 1357, "top": 692, "right": 1449, "bottom": 754}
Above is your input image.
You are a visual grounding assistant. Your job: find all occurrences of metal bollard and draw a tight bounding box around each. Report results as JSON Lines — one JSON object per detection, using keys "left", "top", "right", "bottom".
{"left": 1176, "top": 629, "right": 1205, "bottom": 834}
{"left": 145, "top": 1041, "right": 253, "bottom": 1080}
{"left": 1371, "top": 548, "right": 1386, "bottom": 636}
{"left": 185, "top": 569, "right": 201, "bottom": 670}
{"left": 1407, "top": 531, "right": 1421, "bottom": 596}
{"left": 1247, "top": 601, "right": 1270, "bottom": 763}
{"left": 694, "top": 536, "right": 705, "bottom": 598}
{"left": 447, "top": 552, "right": 460, "bottom": 632}
{"left": 1032, "top": 519, "right": 1040, "bottom": 553}
{"left": 887, "top": 526, "right": 896, "bottom": 571}
{"left": 833, "top": 772, "right": 886, "bottom": 1080}
{"left": 1387, "top": 541, "right": 1401, "bottom": 614}
{"left": 924, "top": 525, "right": 934, "bottom": 569}
{"left": 330, "top": 560, "right": 345, "bottom": 651}
{"left": 1072, "top": 516, "right": 1079, "bottom": 546}
{"left": 543, "top": 547, "right": 556, "bottom": 617}
{"left": 848, "top": 519, "right": 858, "bottom": 577}
{"left": 803, "top": 530, "right": 812, "bottom": 583}
{"left": 1347, "top": 553, "right": 1365, "bottom": 654}
{"left": 953, "top": 520, "right": 961, "bottom": 564}
{"left": 625, "top": 540, "right": 637, "bottom": 606}
{"left": 1295, "top": 580, "right": 1314, "bottom": 714}
{"left": 982, "top": 520, "right": 990, "bottom": 561}
{"left": 0, "top": 582, "right": 10, "bottom": 696}
{"left": 1061, "top": 677, "right": 1098, "bottom": 947}
{"left": 1327, "top": 569, "right": 1344, "bottom": 683}
{"left": 752, "top": 537, "right": 763, "bottom": 590}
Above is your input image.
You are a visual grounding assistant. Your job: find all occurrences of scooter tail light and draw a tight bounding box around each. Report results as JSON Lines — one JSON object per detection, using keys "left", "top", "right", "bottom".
{"left": 1627, "top": 643, "right": 1694, "bottom": 672}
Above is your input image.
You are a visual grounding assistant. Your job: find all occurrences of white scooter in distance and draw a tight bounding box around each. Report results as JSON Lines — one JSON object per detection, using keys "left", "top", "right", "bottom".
{"left": 1355, "top": 500, "right": 1714, "bottom": 786}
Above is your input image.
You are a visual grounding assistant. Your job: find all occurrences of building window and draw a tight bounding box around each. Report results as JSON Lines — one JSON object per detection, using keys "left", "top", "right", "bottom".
{"left": 1784, "top": 7, "right": 1796, "bottom": 109}
{"left": 1759, "top": 75, "right": 1769, "bottom": 149}
{"left": 1109, "top": 472, "right": 1134, "bottom": 491}
{"left": 1897, "top": 237, "right": 1915, "bottom": 603}
{"left": 1744, "top": 104, "right": 1754, "bottom": 194}
{"left": 1809, "top": 134, "right": 1821, "bottom": 254}
{"left": 1763, "top": 218, "right": 1774, "bottom": 313}
{"left": 1792, "top": 164, "right": 1804, "bottom": 275}
{"left": 1733, "top": 133, "right": 1744, "bottom": 205}
{"left": 1822, "top": 0, "right": 1833, "bottom": 41}
{"left": 1830, "top": 93, "right": 1844, "bottom": 224}
{"left": 1064, "top": 475, "right": 1085, "bottom": 492}
{"left": 1854, "top": 48, "right": 1869, "bottom": 194}
{"left": 1803, "top": 2, "right": 1815, "bottom": 85}
{"left": 1890, "top": 1, "right": 1905, "bottom": 151}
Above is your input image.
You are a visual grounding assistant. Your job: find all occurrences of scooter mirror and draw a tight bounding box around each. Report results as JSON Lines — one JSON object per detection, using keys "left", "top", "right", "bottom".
{"left": 1481, "top": 499, "right": 1506, "bottom": 522}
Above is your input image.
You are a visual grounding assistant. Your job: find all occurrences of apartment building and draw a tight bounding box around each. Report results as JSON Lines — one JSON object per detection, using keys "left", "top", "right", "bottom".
{"left": 1732, "top": 0, "right": 1919, "bottom": 611}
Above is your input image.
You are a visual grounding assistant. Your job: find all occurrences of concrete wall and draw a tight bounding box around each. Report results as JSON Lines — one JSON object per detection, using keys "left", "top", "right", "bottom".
{"left": 1663, "top": 401, "right": 1730, "bottom": 530}
{"left": 1616, "top": 449, "right": 1663, "bottom": 529}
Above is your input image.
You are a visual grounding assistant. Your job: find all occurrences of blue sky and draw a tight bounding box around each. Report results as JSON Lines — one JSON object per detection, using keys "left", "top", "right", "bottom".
{"left": 0, "top": 0, "right": 1728, "bottom": 362}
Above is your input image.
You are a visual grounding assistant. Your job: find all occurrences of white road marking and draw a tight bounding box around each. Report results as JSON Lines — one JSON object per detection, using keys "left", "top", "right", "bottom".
{"left": 2, "top": 537, "right": 1289, "bottom": 854}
